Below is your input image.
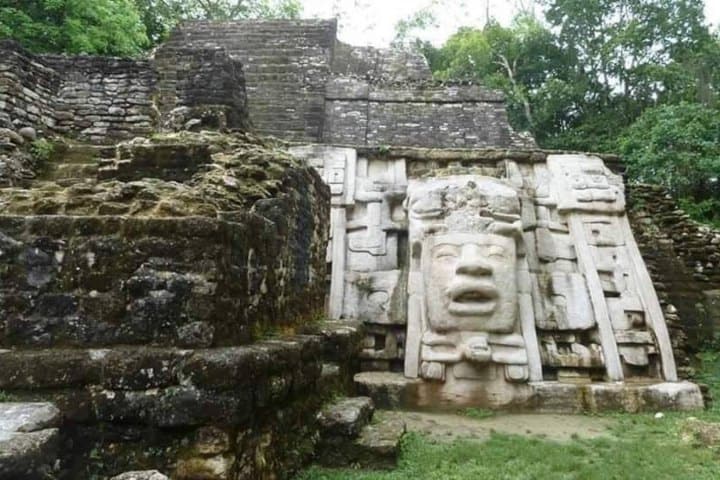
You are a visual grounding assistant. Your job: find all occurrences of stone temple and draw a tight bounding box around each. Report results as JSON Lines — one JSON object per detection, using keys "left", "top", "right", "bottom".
{"left": 0, "top": 18, "right": 716, "bottom": 480}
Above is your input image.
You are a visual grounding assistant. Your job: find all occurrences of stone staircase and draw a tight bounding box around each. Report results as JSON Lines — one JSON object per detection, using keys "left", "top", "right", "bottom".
{"left": 0, "top": 133, "right": 367, "bottom": 479}
{"left": 314, "top": 396, "right": 406, "bottom": 470}
{"left": 37, "top": 142, "right": 114, "bottom": 186}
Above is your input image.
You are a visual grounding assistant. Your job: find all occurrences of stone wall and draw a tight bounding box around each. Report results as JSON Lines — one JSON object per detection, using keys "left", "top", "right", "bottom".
{"left": 153, "top": 44, "right": 250, "bottom": 131}
{"left": 168, "top": 20, "right": 337, "bottom": 141}
{"left": 0, "top": 40, "right": 60, "bottom": 132}
{"left": 0, "top": 323, "right": 363, "bottom": 479}
{"left": 331, "top": 41, "right": 431, "bottom": 81}
{"left": 0, "top": 41, "right": 248, "bottom": 144}
{"left": 166, "top": 20, "right": 531, "bottom": 149}
{"left": 0, "top": 132, "right": 362, "bottom": 479}
{"left": 628, "top": 184, "right": 720, "bottom": 355}
{"left": 0, "top": 136, "right": 329, "bottom": 348}
{"left": 41, "top": 55, "right": 158, "bottom": 143}
{"left": 323, "top": 78, "right": 535, "bottom": 149}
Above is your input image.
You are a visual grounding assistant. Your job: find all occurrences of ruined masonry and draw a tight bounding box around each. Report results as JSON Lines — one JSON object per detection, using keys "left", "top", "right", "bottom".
{"left": 0, "top": 18, "right": 708, "bottom": 480}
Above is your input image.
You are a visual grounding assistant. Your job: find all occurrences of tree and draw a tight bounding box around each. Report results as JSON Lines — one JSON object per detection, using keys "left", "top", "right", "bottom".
{"left": 133, "top": 0, "right": 302, "bottom": 46}
{"left": 422, "top": 15, "right": 570, "bottom": 143}
{"left": 619, "top": 102, "right": 720, "bottom": 224}
{"left": 540, "top": 0, "right": 716, "bottom": 149}
{"left": 0, "top": 0, "right": 149, "bottom": 55}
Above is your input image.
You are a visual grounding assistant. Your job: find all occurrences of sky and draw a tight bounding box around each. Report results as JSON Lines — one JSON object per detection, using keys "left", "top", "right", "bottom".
{"left": 300, "top": 0, "right": 720, "bottom": 47}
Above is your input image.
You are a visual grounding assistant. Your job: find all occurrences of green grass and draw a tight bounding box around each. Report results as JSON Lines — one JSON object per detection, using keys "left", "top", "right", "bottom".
{"left": 458, "top": 407, "right": 494, "bottom": 420}
{"left": 298, "top": 353, "right": 720, "bottom": 480}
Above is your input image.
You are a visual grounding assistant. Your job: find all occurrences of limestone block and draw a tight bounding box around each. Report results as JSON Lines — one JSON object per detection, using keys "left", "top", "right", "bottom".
{"left": 584, "top": 219, "right": 624, "bottom": 246}
{"left": 343, "top": 270, "right": 403, "bottom": 324}
{"left": 549, "top": 272, "right": 595, "bottom": 330}
{"left": 111, "top": 471, "right": 169, "bottom": 480}
{"left": 0, "top": 403, "right": 60, "bottom": 433}
{"left": 288, "top": 145, "right": 356, "bottom": 206}
{"left": 317, "top": 396, "right": 374, "bottom": 438}
{"left": 618, "top": 345, "right": 650, "bottom": 366}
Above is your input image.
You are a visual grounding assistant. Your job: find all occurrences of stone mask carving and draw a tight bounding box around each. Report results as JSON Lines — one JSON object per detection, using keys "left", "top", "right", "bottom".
{"left": 406, "top": 176, "right": 529, "bottom": 384}
{"left": 424, "top": 232, "right": 517, "bottom": 334}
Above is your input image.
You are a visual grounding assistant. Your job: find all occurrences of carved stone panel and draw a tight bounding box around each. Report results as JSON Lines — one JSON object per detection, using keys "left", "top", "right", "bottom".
{"left": 343, "top": 270, "right": 404, "bottom": 325}
{"left": 346, "top": 157, "right": 407, "bottom": 272}
{"left": 405, "top": 175, "right": 533, "bottom": 389}
{"left": 547, "top": 155, "right": 625, "bottom": 214}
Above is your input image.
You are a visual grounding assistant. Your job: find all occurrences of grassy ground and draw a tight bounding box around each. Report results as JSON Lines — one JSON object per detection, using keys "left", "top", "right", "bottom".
{"left": 298, "top": 353, "right": 720, "bottom": 480}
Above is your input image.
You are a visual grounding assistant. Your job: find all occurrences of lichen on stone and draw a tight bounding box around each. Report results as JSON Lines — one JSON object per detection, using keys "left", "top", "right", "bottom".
{"left": 0, "top": 131, "right": 320, "bottom": 220}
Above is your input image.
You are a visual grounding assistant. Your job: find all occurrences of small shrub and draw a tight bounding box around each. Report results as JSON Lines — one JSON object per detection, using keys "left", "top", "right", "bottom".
{"left": 29, "top": 138, "right": 54, "bottom": 163}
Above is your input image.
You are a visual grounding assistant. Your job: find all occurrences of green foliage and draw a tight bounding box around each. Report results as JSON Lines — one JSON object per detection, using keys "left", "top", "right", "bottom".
{"left": 0, "top": 0, "right": 302, "bottom": 54}
{"left": 0, "top": 0, "right": 149, "bottom": 55}
{"left": 458, "top": 407, "right": 494, "bottom": 420}
{"left": 421, "top": 1, "right": 719, "bottom": 153}
{"left": 679, "top": 199, "right": 720, "bottom": 229}
{"left": 29, "top": 138, "right": 54, "bottom": 164}
{"left": 300, "top": 427, "right": 720, "bottom": 479}
{"left": 416, "top": 1, "right": 720, "bottom": 226}
{"left": 696, "top": 350, "right": 720, "bottom": 416}
{"left": 619, "top": 102, "right": 720, "bottom": 224}
{"left": 133, "top": 0, "right": 302, "bottom": 46}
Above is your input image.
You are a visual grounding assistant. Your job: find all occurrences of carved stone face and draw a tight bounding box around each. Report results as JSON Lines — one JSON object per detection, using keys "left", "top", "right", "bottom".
{"left": 424, "top": 232, "right": 517, "bottom": 334}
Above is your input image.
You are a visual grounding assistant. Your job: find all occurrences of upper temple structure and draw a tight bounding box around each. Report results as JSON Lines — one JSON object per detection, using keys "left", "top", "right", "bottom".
{"left": 0, "top": 18, "right": 714, "bottom": 480}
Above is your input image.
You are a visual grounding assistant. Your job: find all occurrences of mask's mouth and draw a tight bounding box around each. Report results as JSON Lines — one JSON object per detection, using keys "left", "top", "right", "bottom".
{"left": 447, "top": 282, "right": 498, "bottom": 315}
{"left": 410, "top": 207, "right": 444, "bottom": 219}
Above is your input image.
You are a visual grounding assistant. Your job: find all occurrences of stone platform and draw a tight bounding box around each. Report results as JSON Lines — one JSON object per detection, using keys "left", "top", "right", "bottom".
{"left": 355, "top": 372, "right": 704, "bottom": 413}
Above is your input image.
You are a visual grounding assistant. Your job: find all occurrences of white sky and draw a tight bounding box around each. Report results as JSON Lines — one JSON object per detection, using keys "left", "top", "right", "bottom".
{"left": 299, "top": 0, "right": 720, "bottom": 47}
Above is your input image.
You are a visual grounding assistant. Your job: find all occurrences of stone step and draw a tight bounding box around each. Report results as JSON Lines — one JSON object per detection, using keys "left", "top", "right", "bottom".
{"left": 317, "top": 396, "right": 374, "bottom": 438}
{"left": 110, "top": 471, "right": 169, "bottom": 480}
{"left": 315, "top": 409, "right": 406, "bottom": 470}
{"left": 0, "top": 402, "right": 62, "bottom": 479}
{"left": 42, "top": 162, "right": 98, "bottom": 180}
{"left": 52, "top": 143, "right": 115, "bottom": 164}
{"left": 354, "top": 371, "right": 705, "bottom": 413}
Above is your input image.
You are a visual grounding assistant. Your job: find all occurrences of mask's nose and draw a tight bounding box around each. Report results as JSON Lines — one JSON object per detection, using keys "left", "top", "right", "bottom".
{"left": 455, "top": 244, "right": 492, "bottom": 276}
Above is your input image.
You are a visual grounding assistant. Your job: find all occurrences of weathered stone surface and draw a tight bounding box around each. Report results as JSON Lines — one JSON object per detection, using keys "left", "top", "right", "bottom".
{"left": 356, "top": 371, "right": 703, "bottom": 413}
{"left": 0, "top": 40, "right": 248, "bottom": 143}
{"left": 353, "top": 412, "right": 406, "bottom": 469}
{"left": 0, "top": 400, "right": 62, "bottom": 478}
{"left": 317, "top": 396, "right": 374, "bottom": 438}
{"left": 0, "top": 403, "right": 61, "bottom": 433}
{"left": 19, "top": 127, "right": 37, "bottom": 141}
{"left": 354, "top": 372, "right": 422, "bottom": 409}
{"left": 0, "top": 134, "right": 330, "bottom": 349}
{"left": 325, "top": 79, "right": 534, "bottom": 149}
{"left": 0, "top": 429, "right": 60, "bottom": 480}
{"left": 316, "top": 410, "right": 406, "bottom": 470}
{"left": 628, "top": 183, "right": 720, "bottom": 359}
{"left": 111, "top": 471, "right": 169, "bottom": 480}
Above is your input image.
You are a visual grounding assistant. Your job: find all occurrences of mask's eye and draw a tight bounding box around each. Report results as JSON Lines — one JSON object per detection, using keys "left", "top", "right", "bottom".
{"left": 433, "top": 245, "right": 458, "bottom": 260}
{"left": 487, "top": 245, "right": 506, "bottom": 258}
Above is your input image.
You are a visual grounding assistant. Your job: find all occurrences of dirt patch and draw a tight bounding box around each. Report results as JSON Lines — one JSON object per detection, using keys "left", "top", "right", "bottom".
{"left": 389, "top": 410, "right": 616, "bottom": 442}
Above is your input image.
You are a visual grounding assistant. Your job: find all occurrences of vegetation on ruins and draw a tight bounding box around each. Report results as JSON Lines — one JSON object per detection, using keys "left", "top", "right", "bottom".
{"left": 0, "top": 0, "right": 301, "bottom": 54}
{"left": 410, "top": 0, "right": 720, "bottom": 226}
{"left": 300, "top": 353, "right": 720, "bottom": 480}
{"left": 0, "top": 0, "right": 149, "bottom": 55}
{"left": 1, "top": 0, "right": 717, "bottom": 224}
